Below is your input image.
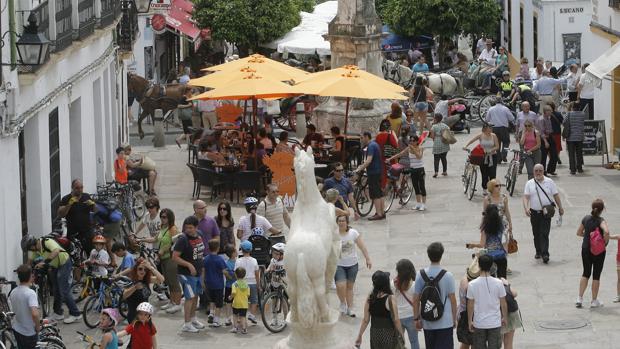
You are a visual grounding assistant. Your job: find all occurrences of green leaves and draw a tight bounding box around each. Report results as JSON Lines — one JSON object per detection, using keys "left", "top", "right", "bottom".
{"left": 194, "top": 0, "right": 303, "bottom": 51}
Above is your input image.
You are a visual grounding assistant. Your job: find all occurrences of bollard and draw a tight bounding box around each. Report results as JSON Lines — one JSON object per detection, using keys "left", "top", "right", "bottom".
{"left": 152, "top": 109, "right": 165, "bottom": 148}
{"left": 295, "top": 102, "right": 306, "bottom": 140}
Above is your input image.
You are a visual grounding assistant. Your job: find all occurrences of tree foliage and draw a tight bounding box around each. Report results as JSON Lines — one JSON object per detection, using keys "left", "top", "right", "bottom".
{"left": 374, "top": 0, "right": 389, "bottom": 22}
{"left": 383, "top": 0, "right": 501, "bottom": 40}
{"left": 295, "top": 0, "right": 316, "bottom": 13}
{"left": 194, "top": 0, "right": 302, "bottom": 53}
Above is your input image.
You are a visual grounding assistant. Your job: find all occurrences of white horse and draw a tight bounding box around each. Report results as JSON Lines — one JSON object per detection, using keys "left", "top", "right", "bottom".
{"left": 382, "top": 59, "right": 460, "bottom": 96}
{"left": 285, "top": 148, "right": 339, "bottom": 329}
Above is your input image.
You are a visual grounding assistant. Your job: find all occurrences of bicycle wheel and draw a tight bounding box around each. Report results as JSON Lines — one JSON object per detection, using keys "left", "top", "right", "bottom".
{"left": 118, "top": 298, "right": 129, "bottom": 319}
{"left": 37, "top": 336, "right": 66, "bottom": 349}
{"left": 462, "top": 165, "right": 470, "bottom": 194}
{"left": 274, "top": 113, "right": 296, "bottom": 132}
{"left": 38, "top": 283, "right": 51, "bottom": 319}
{"left": 476, "top": 95, "right": 495, "bottom": 122}
{"left": 70, "top": 281, "right": 92, "bottom": 303}
{"left": 354, "top": 183, "right": 373, "bottom": 217}
{"left": 468, "top": 168, "right": 477, "bottom": 200}
{"left": 508, "top": 164, "right": 518, "bottom": 196}
{"left": 383, "top": 181, "right": 395, "bottom": 214}
{"left": 399, "top": 174, "right": 414, "bottom": 205}
{"left": 0, "top": 330, "right": 16, "bottom": 349}
{"left": 83, "top": 296, "right": 103, "bottom": 328}
{"left": 261, "top": 292, "right": 289, "bottom": 333}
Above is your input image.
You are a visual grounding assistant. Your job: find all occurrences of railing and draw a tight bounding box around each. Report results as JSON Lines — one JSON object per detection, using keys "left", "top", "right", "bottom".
{"left": 76, "top": 0, "right": 96, "bottom": 39}
{"left": 99, "top": 0, "right": 119, "bottom": 28}
{"left": 53, "top": 0, "right": 72, "bottom": 52}
{"left": 31, "top": 1, "right": 50, "bottom": 39}
{"left": 117, "top": 0, "right": 138, "bottom": 51}
{"left": 611, "top": 0, "right": 620, "bottom": 10}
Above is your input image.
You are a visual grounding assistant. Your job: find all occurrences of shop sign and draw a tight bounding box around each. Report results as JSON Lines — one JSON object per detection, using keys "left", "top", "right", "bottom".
{"left": 151, "top": 0, "right": 171, "bottom": 10}
{"left": 151, "top": 14, "right": 167, "bottom": 34}
{"left": 559, "top": 7, "right": 583, "bottom": 14}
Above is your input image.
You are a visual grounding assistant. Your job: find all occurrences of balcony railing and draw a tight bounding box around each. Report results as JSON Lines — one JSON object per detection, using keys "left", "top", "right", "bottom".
{"left": 31, "top": 1, "right": 50, "bottom": 40}
{"left": 99, "top": 0, "right": 120, "bottom": 28}
{"left": 117, "top": 1, "right": 138, "bottom": 51}
{"left": 53, "top": 0, "right": 72, "bottom": 52}
{"left": 76, "top": 0, "right": 96, "bottom": 39}
{"left": 611, "top": 0, "right": 620, "bottom": 10}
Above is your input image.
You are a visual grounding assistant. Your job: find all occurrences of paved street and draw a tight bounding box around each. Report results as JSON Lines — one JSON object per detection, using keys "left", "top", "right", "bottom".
{"left": 58, "top": 123, "right": 620, "bottom": 348}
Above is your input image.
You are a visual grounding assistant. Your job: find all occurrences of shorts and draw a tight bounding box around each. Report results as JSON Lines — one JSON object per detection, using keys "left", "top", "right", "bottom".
{"left": 161, "top": 258, "right": 181, "bottom": 293}
{"left": 207, "top": 288, "right": 224, "bottom": 308}
{"left": 367, "top": 173, "right": 382, "bottom": 200}
{"left": 232, "top": 307, "right": 248, "bottom": 316}
{"left": 414, "top": 102, "right": 428, "bottom": 112}
{"left": 178, "top": 274, "right": 202, "bottom": 300}
{"left": 128, "top": 168, "right": 149, "bottom": 180}
{"left": 334, "top": 264, "right": 359, "bottom": 283}
{"left": 224, "top": 287, "right": 232, "bottom": 304}
{"left": 181, "top": 119, "right": 192, "bottom": 134}
{"left": 248, "top": 284, "right": 258, "bottom": 305}
{"left": 501, "top": 311, "right": 523, "bottom": 334}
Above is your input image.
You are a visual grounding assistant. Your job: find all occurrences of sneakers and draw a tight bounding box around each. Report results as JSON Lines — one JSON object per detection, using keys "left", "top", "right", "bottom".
{"left": 229, "top": 327, "right": 238, "bottom": 333}
{"left": 591, "top": 299, "right": 603, "bottom": 308}
{"left": 211, "top": 321, "right": 221, "bottom": 328}
{"left": 419, "top": 204, "right": 426, "bottom": 211}
{"left": 50, "top": 313, "right": 64, "bottom": 321}
{"left": 192, "top": 319, "right": 206, "bottom": 329}
{"left": 614, "top": 295, "right": 620, "bottom": 303}
{"left": 247, "top": 314, "right": 258, "bottom": 324}
{"left": 339, "top": 303, "right": 347, "bottom": 315}
{"left": 224, "top": 320, "right": 233, "bottom": 326}
{"left": 346, "top": 308, "right": 356, "bottom": 318}
{"left": 241, "top": 328, "right": 248, "bottom": 334}
{"left": 63, "top": 314, "right": 81, "bottom": 324}
{"left": 182, "top": 323, "right": 199, "bottom": 333}
{"left": 157, "top": 292, "right": 168, "bottom": 301}
{"left": 575, "top": 296, "right": 583, "bottom": 308}
{"left": 412, "top": 203, "right": 421, "bottom": 211}
{"left": 166, "top": 304, "right": 182, "bottom": 314}
{"left": 160, "top": 302, "right": 173, "bottom": 310}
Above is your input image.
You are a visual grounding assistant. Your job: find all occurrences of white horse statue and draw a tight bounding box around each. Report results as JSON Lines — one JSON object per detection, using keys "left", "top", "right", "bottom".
{"left": 277, "top": 147, "right": 342, "bottom": 349}
{"left": 382, "top": 59, "right": 460, "bottom": 96}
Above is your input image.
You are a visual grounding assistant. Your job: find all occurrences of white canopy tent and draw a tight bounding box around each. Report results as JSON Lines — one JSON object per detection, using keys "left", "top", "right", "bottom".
{"left": 581, "top": 40, "right": 620, "bottom": 87}
{"left": 264, "top": 1, "right": 337, "bottom": 56}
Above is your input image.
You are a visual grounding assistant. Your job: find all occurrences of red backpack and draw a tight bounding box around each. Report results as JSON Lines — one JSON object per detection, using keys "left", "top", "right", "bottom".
{"left": 589, "top": 227, "right": 606, "bottom": 256}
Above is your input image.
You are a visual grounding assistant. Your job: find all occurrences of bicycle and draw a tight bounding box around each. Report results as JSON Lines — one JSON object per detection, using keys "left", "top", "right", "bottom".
{"left": 504, "top": 149, "right": 521, "bottom": 197}
{"left": 70, "top": 268, "right": 97, "bottom": 304}
{"left": 462, "top": 149, "right": 479, "bottom": 200}
{"left": 75, "top": 331, "right": 98, "bottom": 349}
{"left": 352, "top": 171, "right": 373, "bottom": 217}
{"left": 382, "top": 166, "right": 414, "bottom": 214}
{"left": 260, "top": 269, "right": 289, "bottom": 333}
{"left": 31, "top": 264, "right": 52, "bottom": 319}
{"left": 82, "top": 276, "right": 131, "bottom": 329}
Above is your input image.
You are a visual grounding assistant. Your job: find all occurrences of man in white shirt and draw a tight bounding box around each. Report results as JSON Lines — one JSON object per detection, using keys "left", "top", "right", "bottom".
{"left": 9, "top": 264, "right": 41, "bottom": 349}
{"left": 257, "top": 184, "right": 290, "bottom": 236}
{"left": 197, "top": 99, "right": 218, "bottom": 130}
{"left": 566, "top": 64, "right": 580, "bottom": 102}
{"left": 577, "top": 63, "right": 596, "bottom": 120}
{"left": 478, "top": 39, "right": 497, "bottom": 66}
{"left": 522, "top": 164, "right": 564, "bottom": 263}
{"left": 485, "top": 98, "right": 515, "bottom": 162}
{"left": 467, "top": 255, "right": 507, "bottom": 349}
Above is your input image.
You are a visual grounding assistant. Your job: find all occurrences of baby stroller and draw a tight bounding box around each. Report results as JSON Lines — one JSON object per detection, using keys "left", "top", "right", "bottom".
{"left": 449, "top": 103, "right": 470, "bottom": 134}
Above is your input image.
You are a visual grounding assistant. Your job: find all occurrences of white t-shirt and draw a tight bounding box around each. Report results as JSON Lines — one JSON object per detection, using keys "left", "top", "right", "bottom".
{"left": 235, "top": 256, "right": 259, "bottom": 285}
{"left": 578, "top": 80, "right": 596, "bottom": 99}
{"left": 238, "top": 214, "right": 273, "bottom": 241}
{"left": 257, "top": 197, "right": 287, "bottom": 232}
{"left": 89, "top": 249, "right": 111, "bottom": 277}
{"left": 391, "top": 279, "right": 415, "bottom": 319}
{"left": 141, "top": 212, "right": 161, "bottom": 238}
{"left": 466, "top": 276, "right": 506, "bottom": 329}
{"left": 9, "top": 285, "right": 39, "bottom": 336}
{"left": 338, "top": 228, "right": 360, "bottom": 267}
{"left": 523, "top": 177, "right": 558, "bottom": 211}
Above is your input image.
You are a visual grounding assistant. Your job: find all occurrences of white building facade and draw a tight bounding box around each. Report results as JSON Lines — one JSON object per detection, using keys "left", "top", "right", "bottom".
{"left": 0, "top": 0, "right": 131, "bottom": 278}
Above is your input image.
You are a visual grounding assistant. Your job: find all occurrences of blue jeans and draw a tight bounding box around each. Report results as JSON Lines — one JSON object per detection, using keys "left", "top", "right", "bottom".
{"left": 400, "top": 316, "right": 420, "bottom": 349}
{"left": 54, "top": 259, "right": 80, "bottom": 316}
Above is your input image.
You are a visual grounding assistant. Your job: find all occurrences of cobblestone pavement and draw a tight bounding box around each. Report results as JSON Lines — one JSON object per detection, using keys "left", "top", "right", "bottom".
{"left": 57, "top": 124, "right": 620, "bottom": 348}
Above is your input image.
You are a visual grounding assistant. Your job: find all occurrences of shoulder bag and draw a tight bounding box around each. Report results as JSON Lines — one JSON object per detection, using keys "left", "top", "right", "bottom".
{"left": 534, "top": 180, "right": 556, "bottom": 218}
{"left": 441, "top": 126, "right": 457, "bottom": 144}
{"left": 387, "top": 295, "right": 407, "bottom": 349}
{"left": 507, "top": 233, "right": 519, "bottom": 254}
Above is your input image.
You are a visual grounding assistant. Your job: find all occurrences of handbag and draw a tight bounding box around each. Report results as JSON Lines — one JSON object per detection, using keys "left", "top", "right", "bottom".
{"left": 507, "top": 232, "right": 519, "bottom": 254}
{"left": 441, "top": 128, "right": 457, "bottom": 144}
{"left": 387, "top": 295, "right": 407, "bottom": 349}
{"left": 534, "top": 180, "right": 556, "bottom": 218}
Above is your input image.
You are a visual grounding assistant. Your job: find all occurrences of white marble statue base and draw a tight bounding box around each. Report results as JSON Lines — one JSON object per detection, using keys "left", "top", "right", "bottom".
{"left": 312, "top": 97, "right": 392, "bottom": 135}
{"left": 274, "top": 312, "right": 356, "bottom": 349}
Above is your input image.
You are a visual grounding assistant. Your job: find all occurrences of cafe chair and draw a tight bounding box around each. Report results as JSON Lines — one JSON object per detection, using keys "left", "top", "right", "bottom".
{"left": 197, "top": 166, "right": 227, "bottom": 202}
{"left": 188, "top": 144, "right": 198, "bottom": 164}
{"left": 233, "top": 170, "right": 263, "bottom": 203}
{"left": 197, "top": 159, "right": 214, "bottom": 169}
{"left": 186, "top": 163, "right": 201, "bottom": 199}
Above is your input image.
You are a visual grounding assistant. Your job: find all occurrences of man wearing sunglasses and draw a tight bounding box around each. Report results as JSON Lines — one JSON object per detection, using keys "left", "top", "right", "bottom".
{"left": 257, "top": 184, "right": 290, "bottom": 236}
{"left": 323, "top": 162, "right": 359, "bottom": 219}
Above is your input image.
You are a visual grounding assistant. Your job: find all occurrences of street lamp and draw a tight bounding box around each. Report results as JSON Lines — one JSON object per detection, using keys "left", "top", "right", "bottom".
{"left": 15, "top": 13, "right": 50, "bottom": 66}
{"left": 133, "top": 0, "right": 153, "bottom": 13}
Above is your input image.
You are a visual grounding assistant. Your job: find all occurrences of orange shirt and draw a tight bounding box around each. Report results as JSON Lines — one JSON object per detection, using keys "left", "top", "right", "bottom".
{"left": 115, "top": 158, "right": 128, "bottom": 184}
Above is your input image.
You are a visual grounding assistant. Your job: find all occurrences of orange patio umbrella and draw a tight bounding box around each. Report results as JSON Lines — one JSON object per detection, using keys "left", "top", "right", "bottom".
{"left": 291, "top": 65, "right": 407, "bottom": 161}
{"left": 203, "top": 54, "right": 308, "bottom": 82}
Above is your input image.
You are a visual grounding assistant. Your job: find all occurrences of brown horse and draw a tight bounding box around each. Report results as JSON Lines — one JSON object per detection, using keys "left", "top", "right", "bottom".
{"left": 127, "top": 72, "right": 188, "bottom": 139}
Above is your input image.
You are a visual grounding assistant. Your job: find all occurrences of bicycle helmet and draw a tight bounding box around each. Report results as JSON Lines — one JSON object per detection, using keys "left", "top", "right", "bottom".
{"left": 502, "top": 70, "right": 510, "bottom": 76}
{"left": 92, "top": 235, "right": 107, "bottom": 244}
{"left": 243, "top": 196, "right": 259, "bottom": 212}
{"left": 136, "top": 302, "right": 154, "bottom": 315}
{"left": 101, "top": 308, "right": 120, "bottom": 326}
{"left": 20, "top": 235, "right": 37, "bottom": 251}
{"left": 240, "top": 240, "right": 253, "bottom": 252}
{"left": 251, "top": 227, "right": 265, "bottom": 236}
{"left": 272, "top": 242, "right": 286, "bottom": 253}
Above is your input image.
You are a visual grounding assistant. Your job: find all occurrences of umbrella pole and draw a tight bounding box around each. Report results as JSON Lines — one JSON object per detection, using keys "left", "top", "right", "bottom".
{"left": 243, "top": 100, "right": 248, "bottom": 124}
{"left": 253, "top": 98, "right": 258, "bottom": 170}
{"left": 341, "top": 97, "right": 350, "bottom": 164}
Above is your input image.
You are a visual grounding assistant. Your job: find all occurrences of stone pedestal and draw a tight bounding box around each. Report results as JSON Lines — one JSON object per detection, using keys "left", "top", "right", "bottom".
{"left": 316, "top": 0, "right": 390, "bottom": 135}
{"left": 274, "top": 309, "right": 355, "bottom": 349}
{"left": 152, "top": 109, "right": 165, "bottom": 148}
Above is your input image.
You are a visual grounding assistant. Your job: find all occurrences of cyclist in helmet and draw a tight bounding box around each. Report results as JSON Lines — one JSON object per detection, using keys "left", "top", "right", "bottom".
{"left": 99, "top": 308, "right": 120, "bottom": 349}
{"left": 498, "top": 70, "right": 515, "bottom": 99}
{"left": 237, "top": 196, "right": 281, "bottom": 242}
{"left": 85, "top": 235, "right": 111, "bottom": 277}
{"left": 266, "top": 243, "right": 286, "bottom": 274}
{"left": 20, "top": 234, "right": 82, "bottom": 324}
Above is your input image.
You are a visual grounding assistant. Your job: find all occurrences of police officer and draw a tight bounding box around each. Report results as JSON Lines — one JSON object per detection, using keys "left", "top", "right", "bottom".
{"left": 498, "top": 71, "right": 514, "bottom": 99}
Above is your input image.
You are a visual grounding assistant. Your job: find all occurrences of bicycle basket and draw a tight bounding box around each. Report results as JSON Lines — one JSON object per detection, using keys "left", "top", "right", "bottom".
{"left": 469, "top": 154, "right": 485, "bottom": 166}
{"left": 388, "top": 163, "right": 406, "bottom": 178}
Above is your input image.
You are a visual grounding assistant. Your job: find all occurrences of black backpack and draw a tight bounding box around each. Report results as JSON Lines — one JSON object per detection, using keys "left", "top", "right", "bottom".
{"left": 42, "top": 234, "right": 79, "bottom": 265}
{"left": 420, "top": 269, "right": 447, "bottom": 321}
{"left": 505, "top": 284, "right": 518, "bottom": 312}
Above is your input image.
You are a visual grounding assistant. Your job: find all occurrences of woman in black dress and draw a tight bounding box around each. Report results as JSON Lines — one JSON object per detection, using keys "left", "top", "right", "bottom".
{"left": 122, "top": 258, "right": 164, "bottom": 322}
{"left": 355, "top": 271, "right": 404, "bottom": 348}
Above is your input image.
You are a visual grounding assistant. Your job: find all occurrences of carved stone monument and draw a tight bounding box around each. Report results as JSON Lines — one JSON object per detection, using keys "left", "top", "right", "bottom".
{"left": 314, "top": 0, "right": 391, "bottom": 134}
{"left": 274, "top": 148, "right": 349, "bottom": 349}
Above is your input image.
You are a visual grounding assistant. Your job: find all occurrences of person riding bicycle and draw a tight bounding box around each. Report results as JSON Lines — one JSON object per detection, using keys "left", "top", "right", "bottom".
{"left": 86, "top": 235, "right": 111, "bottom": 277}
{"left": 21, "top": 234, "right": 82, "bottom": 324}
{"left": 237, "top": 196, "right": 280, "bottom": 242}
{"left": 266, "top": 243, "right": 286, "bottom": 275}
{"left": 498, "top": 71, "right": 515, "bottom": 99}
{"left": 511, "top": 78, "right": 538, "bottom": 113}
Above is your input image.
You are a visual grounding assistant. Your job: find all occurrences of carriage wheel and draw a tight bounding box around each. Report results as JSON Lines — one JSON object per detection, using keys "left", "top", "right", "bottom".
{"left": 274, "top": 113, "right": 296, "bottom": 132}
{"left": 476, "top": 95, "right": 496, "bottom": 122}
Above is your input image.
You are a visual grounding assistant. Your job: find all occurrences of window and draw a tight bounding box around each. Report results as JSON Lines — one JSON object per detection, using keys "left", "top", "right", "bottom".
{"left": 610, "top": 0, "right": 620, "bottom": 10}
{"left": 507, "top": 0, "right": 512, "bottom": 52}
{"left": 533, "top": 13, "right": 538, "bottom": 62}
{"left": 19, "top": 132, "right": 27, "bottom": 236}
{"left": 49, "top": 108, "right": 61, "bottom": 223}
{"left": 519, "top": 4, "right": 524, "bottom": 58}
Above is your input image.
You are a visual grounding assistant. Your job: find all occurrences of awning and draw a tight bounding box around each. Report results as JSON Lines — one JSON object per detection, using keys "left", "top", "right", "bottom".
{"left": 582, "top": 40, "right": 620, "bottom": 87}
{"left": 151, "top": 0, "right": 210, "bottom": 49}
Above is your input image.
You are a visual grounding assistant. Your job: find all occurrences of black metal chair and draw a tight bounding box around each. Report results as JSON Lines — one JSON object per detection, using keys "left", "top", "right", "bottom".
{"left": 197, "top": 159, "right": 214, "bottom": 169}
{"left": 197, "top": 166, "right": 227, "bottom": 201}
{"left": 188, "top": 144, "right": 198, "bottom": 164}
{"left": 233, "top": 170, "right": 263, "bottom": 203}
{"left": 186, "top": 163, "right": 200, "bottom": 199}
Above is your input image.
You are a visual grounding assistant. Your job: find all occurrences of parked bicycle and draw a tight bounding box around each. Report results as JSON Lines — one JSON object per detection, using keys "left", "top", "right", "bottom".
{"left": 462, "top": 149, "right": 480, "bottom": 200}
{"left": 70, "top": 269, "right": 97, "bottom": 304}
{"left": 503, "top": 148, "right": 521, "bottom": 197}
{"left": 31, "top": 263, "right": 52, "bottom": 319}
{"left": 82, "top": 276, "right": 131, "bottom": 328}
{"left": 382, "top": 165, "right": 414, "bottom": 213}
{"left": 260, "top": 269, "right": 289, "bottom": 333}
{"left": 352, "top": 171, "right": 373, "bottom": 217}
